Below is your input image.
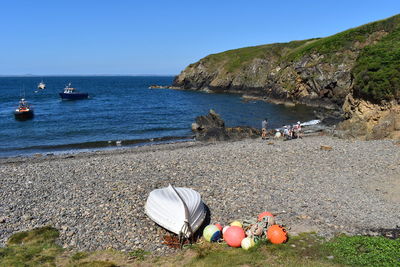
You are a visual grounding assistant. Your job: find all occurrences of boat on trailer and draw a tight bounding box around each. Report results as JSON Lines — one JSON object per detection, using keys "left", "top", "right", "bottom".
{"left": 145, "top": 184, "right": 207, "bottom": 239}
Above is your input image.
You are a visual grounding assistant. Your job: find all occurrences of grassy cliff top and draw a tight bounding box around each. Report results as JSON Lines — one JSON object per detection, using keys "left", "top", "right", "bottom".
{"left": 195, "top": 14, "right": 400, "bottom": 103}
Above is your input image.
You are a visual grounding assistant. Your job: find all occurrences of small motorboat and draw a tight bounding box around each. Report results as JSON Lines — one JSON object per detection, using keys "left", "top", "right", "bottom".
{"left": 14, "top": 98, "right": 34, "bottom": 120}
{"left": 145, "top": 184, "right": 206, "bottom": 239}
{"left": 59, "top": 83, "right": 89, "bottom": 100}
{"left": 37, "top": 81, "right": 46, "bottom": 90}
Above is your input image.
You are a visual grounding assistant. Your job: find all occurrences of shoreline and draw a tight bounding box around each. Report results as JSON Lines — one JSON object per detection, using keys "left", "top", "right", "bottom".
{"left": 1, "top": 134, "right": 399, "bottom": 255}
{"left": 0, "top": 135, "right": 194, "bottom": 160}
{"left": 0, "top": 118, "right": 332, "bottom": 160}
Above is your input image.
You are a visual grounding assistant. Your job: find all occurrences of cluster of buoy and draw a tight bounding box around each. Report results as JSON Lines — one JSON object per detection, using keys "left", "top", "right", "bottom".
{"left": 203, "top": 211, "right": 288, "bottom": 250}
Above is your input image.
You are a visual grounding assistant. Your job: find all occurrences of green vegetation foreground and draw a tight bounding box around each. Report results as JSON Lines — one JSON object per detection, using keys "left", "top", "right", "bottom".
{"left": 0, "top": 227, "right": 399, "bottom": 266}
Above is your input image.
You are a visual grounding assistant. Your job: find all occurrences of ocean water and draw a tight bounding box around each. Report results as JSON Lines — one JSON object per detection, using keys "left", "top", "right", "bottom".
{"left": 0, "top": 76, "right": 317, "bottom": 157}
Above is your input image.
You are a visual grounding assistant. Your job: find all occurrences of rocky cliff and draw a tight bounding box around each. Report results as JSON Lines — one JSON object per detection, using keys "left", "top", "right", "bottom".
{"left": 173, "top": 15, "right": 400, "bottom": 139}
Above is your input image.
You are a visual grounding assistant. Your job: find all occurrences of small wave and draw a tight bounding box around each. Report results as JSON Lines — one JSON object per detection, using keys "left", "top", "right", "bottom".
{"left": 301, "top": 119, "right": 321, "bottom": 126}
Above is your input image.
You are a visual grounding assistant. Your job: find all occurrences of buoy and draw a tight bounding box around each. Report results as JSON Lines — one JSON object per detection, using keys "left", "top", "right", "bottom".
{"left": 230, "top": 220, "right": 243, "bottom": 228}
{"left": 241, "top": 237, "right": 255, "bottom": 250}
{"left": 222, "top": 225, "right": 230, "bottom": 235}
{"left": 258, "top": 211, "right": 274, "bottom": 221}
{"left": 267, "top": 225, "right": 288, "bottom": 244}
{"left": 203, "top": 225, "right": 221, "bottom": 242}
{"left": 224, "top": 226, "right": 245, "bottom": 247}
{"left": 215, "top": 223, "right": 223, "bottom": 231}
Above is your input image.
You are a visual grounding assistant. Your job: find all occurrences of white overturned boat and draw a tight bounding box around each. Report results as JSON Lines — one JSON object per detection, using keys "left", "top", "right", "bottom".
{"left": 145, "top": 184, "right": 206, "bottom": 238}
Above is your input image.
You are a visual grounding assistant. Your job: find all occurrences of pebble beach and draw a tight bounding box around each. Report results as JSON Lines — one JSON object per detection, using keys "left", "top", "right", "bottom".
{"left": 0, "top": 135, "right": 399, "bottom": 254}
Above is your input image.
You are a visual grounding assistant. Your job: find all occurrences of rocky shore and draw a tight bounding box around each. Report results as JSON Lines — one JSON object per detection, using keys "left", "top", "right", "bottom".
{"left": 0, "top": 135, "right": 399, "bottom": 255}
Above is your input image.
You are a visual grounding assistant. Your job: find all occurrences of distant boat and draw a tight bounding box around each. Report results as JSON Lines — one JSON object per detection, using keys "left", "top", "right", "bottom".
{"left": 59, "top": 83, "right": 89, "bottom": 100}
{"left": 14, "top": 98, "right": 34, "bottom": 120}
{"left": 37, "top": 81, "right": 46, "bottom": 90}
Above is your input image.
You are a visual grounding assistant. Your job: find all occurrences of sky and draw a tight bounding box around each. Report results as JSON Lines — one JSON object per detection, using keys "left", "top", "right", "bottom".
{"left": 1, "top": 0, "right": 400, "bottom": 76}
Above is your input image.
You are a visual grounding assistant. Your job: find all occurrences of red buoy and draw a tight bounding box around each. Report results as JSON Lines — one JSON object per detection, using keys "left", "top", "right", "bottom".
{"left": 258, "top": 211, "right": 274, "bottom": 221}
{"left": 223, "top": 226, "right": 245, "bottom": 247}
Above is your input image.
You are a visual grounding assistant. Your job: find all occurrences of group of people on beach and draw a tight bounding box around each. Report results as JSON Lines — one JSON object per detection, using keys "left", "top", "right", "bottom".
{"left": 261, "top": 118, "right": 302, "bottom": 140}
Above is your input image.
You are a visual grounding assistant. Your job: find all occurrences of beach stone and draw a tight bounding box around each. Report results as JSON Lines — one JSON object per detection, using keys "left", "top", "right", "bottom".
{"left": 0, "top": 135, "right": 399, "bottom": 255}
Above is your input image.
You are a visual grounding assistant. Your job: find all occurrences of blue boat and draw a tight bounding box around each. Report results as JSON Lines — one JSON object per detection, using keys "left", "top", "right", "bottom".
{"left": 59, "top": 83, "right": 89, "bottom": 100}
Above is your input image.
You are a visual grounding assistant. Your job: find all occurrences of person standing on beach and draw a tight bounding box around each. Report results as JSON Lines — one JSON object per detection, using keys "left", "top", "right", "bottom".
{"left": 261, "top": 118, "right": 268, "bottom": 139}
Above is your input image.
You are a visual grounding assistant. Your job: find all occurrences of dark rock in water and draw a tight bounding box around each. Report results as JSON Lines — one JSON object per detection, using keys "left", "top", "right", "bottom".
{"left": 192, "top": 110, "right": 228, "bottom": 141}
{"left": 192, "top": 110, "right": 261, "bottom": 141}
{"left": 194, "top": 109, "right": 225, "bottom": 130}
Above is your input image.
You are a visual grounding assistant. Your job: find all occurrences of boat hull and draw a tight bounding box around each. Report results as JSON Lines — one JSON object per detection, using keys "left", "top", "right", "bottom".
{"left": 145, "top": 185, "right": 206, "bottom": 238}
{"left": 59, "top": 92, "right": 89, "bottom": 100}
{"left": 14, "top": 110, "right": 34, "bottom": 120}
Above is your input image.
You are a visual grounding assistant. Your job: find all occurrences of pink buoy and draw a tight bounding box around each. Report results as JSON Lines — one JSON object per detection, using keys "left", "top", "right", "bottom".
{"left": 223, "top": 226, "right": 245, "bottom": 247}
{"left": 222, "top": 225, "right": 230, "bottom": 235}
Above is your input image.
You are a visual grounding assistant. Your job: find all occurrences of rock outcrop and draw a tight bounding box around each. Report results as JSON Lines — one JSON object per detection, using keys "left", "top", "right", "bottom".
{"left": 337, "top": 96, "right": 400, "bottom": 140}
{"left": 192, "top": 110, "right": 260, "bottom": 141}
{"left": 173, "top": 15, "right": 400, "bottom": 139}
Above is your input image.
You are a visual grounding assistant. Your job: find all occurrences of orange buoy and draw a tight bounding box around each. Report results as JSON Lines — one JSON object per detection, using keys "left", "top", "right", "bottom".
{"left": 258, "top": 211, "right": 274, "bottom": 221}
{"left": 223, "top": 226, "right": 245, "bottom": 247}
{"left": 267, "top": 224, "right": 288, "bottom": 244}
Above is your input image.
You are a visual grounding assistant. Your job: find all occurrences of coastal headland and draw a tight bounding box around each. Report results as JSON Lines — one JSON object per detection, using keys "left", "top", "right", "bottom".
{"left": 172, "top": 14, "right": 400, "bottom": 140}
{"left": 1, "top": 135, "right": 399, "bottom": 254}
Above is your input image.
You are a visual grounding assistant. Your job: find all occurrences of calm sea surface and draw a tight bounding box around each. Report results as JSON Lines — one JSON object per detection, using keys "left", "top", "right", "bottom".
{"left": 0, "top": 76, "right": 317, "bottom": 157}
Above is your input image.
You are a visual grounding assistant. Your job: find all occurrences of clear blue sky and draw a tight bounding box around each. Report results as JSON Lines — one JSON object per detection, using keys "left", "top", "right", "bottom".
{"left": 1, "top": 0, "right": 399, "bottom": 75}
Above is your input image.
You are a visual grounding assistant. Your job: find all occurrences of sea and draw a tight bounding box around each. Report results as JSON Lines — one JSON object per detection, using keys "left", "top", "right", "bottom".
{"left": 0, "top": 76, "right": 317, "bottom": 158}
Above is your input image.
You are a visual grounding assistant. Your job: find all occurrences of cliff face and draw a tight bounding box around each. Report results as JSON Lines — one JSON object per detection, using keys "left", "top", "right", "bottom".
{"left": 173, "top": 15, "right": 400, "bottom": 139}
{"left": 174, "top": 40, "right": 355, "bottom": 109}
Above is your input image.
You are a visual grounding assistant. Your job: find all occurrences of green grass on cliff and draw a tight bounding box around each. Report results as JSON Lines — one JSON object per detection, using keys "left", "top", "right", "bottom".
{"left": 195, "top": 14, "right": 400, "bottom": 103}
{"left": 201, "top": 39, "right": 317, "bottom": 73}
{"left": 352, "top": 27, "right": 400, "bottom": 102}
{"left": 285, "top": 14, "right": 400, "bottom": 62}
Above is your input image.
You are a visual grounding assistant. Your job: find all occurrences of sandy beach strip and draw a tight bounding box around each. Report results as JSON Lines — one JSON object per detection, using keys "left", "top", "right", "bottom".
{"left": 0, "top": 135, "right": 399, "bottom": 254}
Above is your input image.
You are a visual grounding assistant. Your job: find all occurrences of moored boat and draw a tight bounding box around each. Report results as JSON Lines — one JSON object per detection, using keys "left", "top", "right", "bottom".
{"left": 14, "top": 98, "right": 34, "bottom": 120}
{"left": 59, "top": 83, "right": 89, "bottom": 100}
{"left": 37, "top": 81, "right": 46, "bottom": 89}
{"left": 145, "top": 184, "right": 207, "bottom": 239}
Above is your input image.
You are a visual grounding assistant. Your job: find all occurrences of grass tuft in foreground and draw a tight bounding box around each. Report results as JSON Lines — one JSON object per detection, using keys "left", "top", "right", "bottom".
{"left": 0, "top": 226, "right": 62, "bottom": 267}
{"left": 324, "top": 235, "right": 400, "bottom": 267}
{"left": 1, "top": 227, "right": 399, "bottom": 266}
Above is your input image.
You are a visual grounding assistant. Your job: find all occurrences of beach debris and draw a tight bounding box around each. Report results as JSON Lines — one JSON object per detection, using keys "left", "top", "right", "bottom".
{"left": 222, "top": 225, "right": 230, "bottom": 235}
{"left": 203, "top": 225, "right": 221, "bottom": 242}
{"left": 258, "top": 211, "right": 274, "bottom": 222}
{"left": 215, "top": 223, "right": 223, "bottom": 231}
{"left": 224, "top": 226, "right": 246, "bottom": 247}
{"left": 320, "top": 145, "right": 333, "bottom": 151}
{"left": 162, "top": 234, "right": 189, "bottom": 248}
{"left": 267, "top": 225, "right": 288, "bottom": 244}
{"left": 241, "top": 237, "right": 256, "bottom": 250}
{"left": 230, "top": 220, "right": 243, "bottom": 228}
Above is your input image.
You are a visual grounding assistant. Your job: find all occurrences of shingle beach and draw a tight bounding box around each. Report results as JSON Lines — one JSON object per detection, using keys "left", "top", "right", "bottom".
{"left": 0, "top": 135, "right": 399, "bottom": 254}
